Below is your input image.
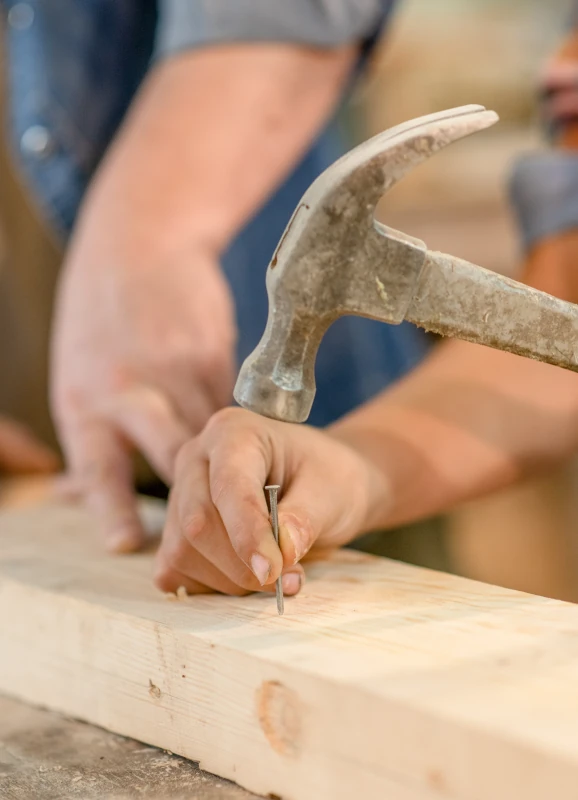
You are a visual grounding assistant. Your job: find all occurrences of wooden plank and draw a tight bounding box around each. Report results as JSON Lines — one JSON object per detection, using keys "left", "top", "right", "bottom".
{"left": 2, "top": 504, "right": 578, "bottom": 800}
{"left": 0, "top": 693, "right": 258, "bottom": 800}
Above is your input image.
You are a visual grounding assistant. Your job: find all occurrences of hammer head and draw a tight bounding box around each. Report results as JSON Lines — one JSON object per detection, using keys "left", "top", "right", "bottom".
{"left": 234, "top": 105, "right": 498, "bottom": 423}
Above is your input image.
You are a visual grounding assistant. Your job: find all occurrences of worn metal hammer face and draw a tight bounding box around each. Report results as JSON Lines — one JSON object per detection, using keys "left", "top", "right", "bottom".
{"left": 234, "top": 105, "right": 578, "bottom": 423}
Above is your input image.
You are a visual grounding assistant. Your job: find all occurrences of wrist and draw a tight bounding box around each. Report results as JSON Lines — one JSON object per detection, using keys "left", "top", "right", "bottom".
{"left": 328, "top": 397, "right": 475, "bottom": 532}
{"left": 67, "top": 173, "right": 225, "bottom": 283}
{"left": 326, "top": 421, "right": 396, "bottom": 534}
{"left": 75, "top": 157, "right": 228, "bottom": 265}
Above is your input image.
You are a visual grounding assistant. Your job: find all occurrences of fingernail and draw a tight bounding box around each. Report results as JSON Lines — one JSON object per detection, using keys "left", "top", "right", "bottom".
{"left": 251, "top": 553, "right": 271, "bottom": 585}
{"left": 281, "top": 521, "right": 306, "bottom": 564}
{"left": 281, "top": 571, "right": 302, "bottom": 596}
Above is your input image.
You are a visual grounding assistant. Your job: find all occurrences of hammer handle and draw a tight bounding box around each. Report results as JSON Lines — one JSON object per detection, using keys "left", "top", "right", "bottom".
{"left": 406, "top": 250, "right": 578, "bottom": 373}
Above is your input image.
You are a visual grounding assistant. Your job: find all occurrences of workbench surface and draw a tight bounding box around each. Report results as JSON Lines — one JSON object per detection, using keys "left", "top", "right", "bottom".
{"left": 0, "top": 694, "right": 259, "bottom": 800}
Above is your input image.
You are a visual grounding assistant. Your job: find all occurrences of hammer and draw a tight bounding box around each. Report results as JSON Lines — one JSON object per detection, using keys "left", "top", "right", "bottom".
{"left": 234, "top": 105, "right": 578, "bottom": 424}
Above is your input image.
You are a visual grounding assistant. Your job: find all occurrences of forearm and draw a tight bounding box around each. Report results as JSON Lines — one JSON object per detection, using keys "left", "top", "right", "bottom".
{"left": 76, "top": 44, "right": 356, "bottom": 258}
{"left": 346, "top": 18, "right": 578, "bottom": 534}
{"left": 330, "top": 339, "right": 578, "bottom": 531}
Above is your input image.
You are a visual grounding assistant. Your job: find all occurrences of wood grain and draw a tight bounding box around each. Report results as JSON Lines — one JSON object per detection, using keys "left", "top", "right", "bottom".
{"left": 0, "top": 693, "right": 258, "bottom": 800}
{"left": 2, "top": 502, "right": 578, "bottom": 799}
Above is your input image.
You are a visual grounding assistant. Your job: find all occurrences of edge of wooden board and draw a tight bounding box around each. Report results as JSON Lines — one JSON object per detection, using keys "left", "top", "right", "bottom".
{"left": 2, "top": 502, "right": 578, "bottom": 800}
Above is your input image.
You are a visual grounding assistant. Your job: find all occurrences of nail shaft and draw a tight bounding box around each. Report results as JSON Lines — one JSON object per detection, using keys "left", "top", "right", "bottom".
{"left": 265, "top": 485, "right": 284, "bottom": 615}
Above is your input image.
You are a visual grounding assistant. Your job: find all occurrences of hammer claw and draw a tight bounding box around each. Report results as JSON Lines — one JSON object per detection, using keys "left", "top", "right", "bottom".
{"left": 355, "top": 104, "right": 498, "bottom": 197}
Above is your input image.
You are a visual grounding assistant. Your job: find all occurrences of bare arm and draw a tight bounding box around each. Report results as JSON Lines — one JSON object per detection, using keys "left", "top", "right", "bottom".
{"left": 52, "top": 44, "right": 356, "bottom": 552}
{"left": 80, "top": 44, "right": 357, "bottom": 257}
{"left": 331, "top": 339, "right": 578, "bottom": 531}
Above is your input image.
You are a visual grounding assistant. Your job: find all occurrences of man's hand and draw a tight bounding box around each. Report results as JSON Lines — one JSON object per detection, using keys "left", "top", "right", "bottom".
{"left": 52, "top": 238, "right": 235, "bottom": 553}
{"left": 154, "top": 408, "right": 389, "bottom": 597}
{"left": 0, "top": 416, "right": 58, "bottom": 474}
{"left": 50, "top": 45, "right": 355, "bottom": 554}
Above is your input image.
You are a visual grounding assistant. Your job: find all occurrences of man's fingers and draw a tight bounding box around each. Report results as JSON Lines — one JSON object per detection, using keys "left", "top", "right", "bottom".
{"left": 204, "top": 416, "right": 284, "bottom": 583}
{"left": 277, "top": 452, "right": 365, "bottom": 557}
{"left": 157, "top": 492, "right": 305, "bottom": 597}
{"left": 156, "top": 546, "right": 252, "bottom": 596}
{"left": 103, "top": 387, "right": 191, "bottom": 484}
{"left": 156, "top": 566, "right": 215, "bottom": 597}
{"left": 155, "top": 439, "right": 304, "bottom": 595}
{"left": 276, "top": 468, "right": 341, "bottom": 564}
{"left": 267, "top": 564, "right": 306, "bottom": 597}
{"left": 156, "top": 488, "right": 253, "bottom": 595}
{"left": 0, "top": 418, "right": 59, "bottom": 474}
{"left": 206, "top": 410, "right": 320, "bottom": 570}
{"left": 167, "top": 383, "right": 215, "bottom": 439}
{"left": 204, "top": 349, "right": 236, "bottom": 410}
{"left": 171, "top": 446, "right": 269, "bottom": 591}
{"left": 156, "top": 555, "right": 304, "bottom": 598}
{"left": 63, "top": 420, "right": 145, "bottom": 552}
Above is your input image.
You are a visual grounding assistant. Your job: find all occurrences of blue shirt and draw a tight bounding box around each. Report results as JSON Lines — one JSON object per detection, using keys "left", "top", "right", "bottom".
{"left": 1, "top": 0, "right": 430, "bottom": 427}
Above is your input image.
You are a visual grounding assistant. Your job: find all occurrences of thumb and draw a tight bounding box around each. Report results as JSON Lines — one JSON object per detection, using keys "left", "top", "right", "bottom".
{"left": 277, "top": 458, "right": 364, "bottom": 564}
{"left": 277, "top": 471, "right": 328, "bottom": 565}
{"left": 277, "top": 508, "right": 319, "bottom": 567}
{"left": 0, "top": 418, "right": 59, "bottom": 474}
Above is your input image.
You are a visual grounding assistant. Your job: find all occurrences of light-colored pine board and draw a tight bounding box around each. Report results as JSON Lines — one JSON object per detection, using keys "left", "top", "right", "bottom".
{"left": 2, "top": 503, "right": 578, "bottom": 800}
{"left": 0, "top": 693, "right": 258, "bottom": 800}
